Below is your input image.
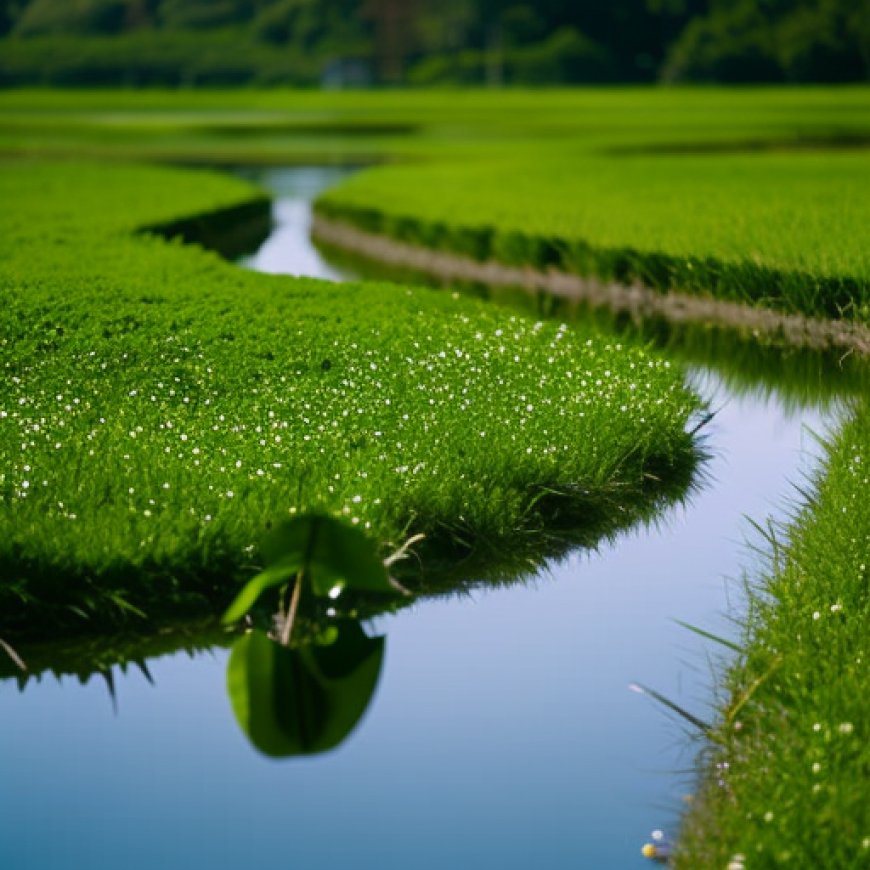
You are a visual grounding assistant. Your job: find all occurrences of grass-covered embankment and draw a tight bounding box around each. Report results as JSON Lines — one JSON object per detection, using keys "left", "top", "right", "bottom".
{"left": 676, "top": 405, "right": 870, "bottom": 869}
{"left": 0, "top": 160, "right": 703, "bottom": 638}
{"left": 314, "top": 149, "right": 870, "bottom": 325}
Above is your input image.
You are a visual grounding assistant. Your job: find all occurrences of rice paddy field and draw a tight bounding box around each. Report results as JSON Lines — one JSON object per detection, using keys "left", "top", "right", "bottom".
{"left": 2, "top": 86, "right": 870, "bottom": 868}
{"left": 4, "top": 87, "right": 868, "bottom": 318}
{"left": 315, "top": 150, "right": 870, "bottom": 320}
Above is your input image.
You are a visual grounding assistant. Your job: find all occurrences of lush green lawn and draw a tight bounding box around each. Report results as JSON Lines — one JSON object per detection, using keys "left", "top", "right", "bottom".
{"left": 0, "top": 161, "right": 702, "bottom": 636}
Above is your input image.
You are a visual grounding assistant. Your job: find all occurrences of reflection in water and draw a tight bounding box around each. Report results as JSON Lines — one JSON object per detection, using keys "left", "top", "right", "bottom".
{"left": 222, "top": 513, "right": 393, "bottom": 758}
{"left": 0, "top": 619, "right": 228, "bottom": 689}
{"left": 228, "top": 621, "right": 384, "bottom": 758}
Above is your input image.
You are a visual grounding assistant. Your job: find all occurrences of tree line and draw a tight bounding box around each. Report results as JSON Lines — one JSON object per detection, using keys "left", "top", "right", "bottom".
{"left": 0, "top": 0, "right": 866, "bottom": 86}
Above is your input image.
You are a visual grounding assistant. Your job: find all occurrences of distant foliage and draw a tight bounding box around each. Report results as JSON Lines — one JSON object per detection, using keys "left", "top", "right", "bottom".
{"left": 0, "top": 0, "right": 866, "bottom": 84}
{"left": 13, "top": 0, "right": 134, "bottom": 36}
{"left": 663, "top": 0, "right": 869, "bottom": 83}
{"left": 0, "top": 32, "right": 320, "bottom": 85}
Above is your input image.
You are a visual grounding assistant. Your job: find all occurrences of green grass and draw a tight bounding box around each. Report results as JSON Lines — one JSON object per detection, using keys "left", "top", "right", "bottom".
{"left": 2, "top": 87, "right": 869, "bottom": 161}
{"left": 4, "top": 87, "right": 869, "bottom": 320}
{"left": 675, "top": 403, "right": 870, "bottom": 869}
{"left": 2, "top": 87, "right": 869, "bottom": 858}
{"left": 315, "top": 149, "right": 870, "bottom": 322}
{"left": 0, "top": 160, "right": 702, "bottom": 637}
{"left": 314, "top": 237, "right": 870, "bottom": 412}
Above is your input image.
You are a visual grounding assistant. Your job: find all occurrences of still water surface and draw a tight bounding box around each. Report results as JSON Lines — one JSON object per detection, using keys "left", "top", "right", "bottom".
{"left": 0, "top": 168, "right": 840, "bottom": 869}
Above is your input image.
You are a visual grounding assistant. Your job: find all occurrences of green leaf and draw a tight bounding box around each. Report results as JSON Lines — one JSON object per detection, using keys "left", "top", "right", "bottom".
{"left": 221, "top": 557, "right": 298, "bottom": 625}
{"left": 226, "top": 623, "right": 384, "bottom": 758}
{"left": 262, "top": 514, "right": 398, "bottom": 597}
{"left": 222, "top": 513, "right": 401, "bottom": 625}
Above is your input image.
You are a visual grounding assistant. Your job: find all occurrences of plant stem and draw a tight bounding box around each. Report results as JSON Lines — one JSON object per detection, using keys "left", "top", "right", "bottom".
{"left": 281, "top": 568, "right": 304, "bottom": 646}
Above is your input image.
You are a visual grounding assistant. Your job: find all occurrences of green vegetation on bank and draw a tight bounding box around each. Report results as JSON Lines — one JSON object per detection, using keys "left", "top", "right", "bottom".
{"left": 315, "top": 149, "right": 870, "bottom": 323}
{"left": 676, "top": 404, "right": 870, "bottom": 869}
{"left": 0, "top": 160, "right": 702, "bottom": 637}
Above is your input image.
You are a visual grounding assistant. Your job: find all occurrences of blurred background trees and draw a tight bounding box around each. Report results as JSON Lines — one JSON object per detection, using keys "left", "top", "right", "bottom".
{"left": 0, "top": 0, "right": 866, "bottom": 85}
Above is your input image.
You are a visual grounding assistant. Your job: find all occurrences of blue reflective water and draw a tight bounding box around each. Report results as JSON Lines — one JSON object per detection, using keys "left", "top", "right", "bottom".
{"left": 0, "top": 168, "right": 837, "bottom": 869}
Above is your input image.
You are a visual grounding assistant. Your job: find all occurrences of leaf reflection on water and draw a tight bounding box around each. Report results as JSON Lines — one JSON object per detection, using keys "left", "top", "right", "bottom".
{"left": 226, "top": 621, "right": 384, "bottom": 758}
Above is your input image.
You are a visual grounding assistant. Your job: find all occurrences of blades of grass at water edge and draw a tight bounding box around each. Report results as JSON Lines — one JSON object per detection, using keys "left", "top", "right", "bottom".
{"left": 673, "top": 619, "right": 742, "bottom": 653}
{"left": 629, "top": 682, "right": 711, "bottom": 734}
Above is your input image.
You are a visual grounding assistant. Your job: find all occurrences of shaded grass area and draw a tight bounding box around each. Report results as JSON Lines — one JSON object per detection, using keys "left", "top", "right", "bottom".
{"left": 0, "top": 161, "right": 703, "bottom": 639}
{"left": 676, "top": 404, "right": 870, "bottom": 869}
{"left": 315, "top": 150, "right": 870, "bottom": 323}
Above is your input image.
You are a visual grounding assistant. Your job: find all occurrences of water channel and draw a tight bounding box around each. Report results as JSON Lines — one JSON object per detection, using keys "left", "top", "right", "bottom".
{"left": 0, "top": 167, "right": 851, "bottom": 869}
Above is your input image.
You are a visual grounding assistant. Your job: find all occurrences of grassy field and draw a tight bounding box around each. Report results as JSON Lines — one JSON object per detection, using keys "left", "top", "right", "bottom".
{"left": 0, "top": 160, "right": 702, "bottom": 637}
{"left": 2, "top": 87, "right": 869, "bottom": 163}
{"left": 676, "top": 403, "right": 870, "bottom": 869}
{"left": 2, "top": 87, "right": 869, "bottom": 865}
{"left": 4, "top": 88, "right": 867, "bottom": 320}
{"left": 316, "top": 150, "right": 870, "bottom": 321}
{"left": 316, "top": 238, "right": 870, "bottom": 412}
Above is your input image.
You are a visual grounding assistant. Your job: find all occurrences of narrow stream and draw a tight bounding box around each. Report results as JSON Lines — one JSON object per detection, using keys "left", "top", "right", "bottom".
{"left": 0, "top": 168, "right": 843, "bottom": 869}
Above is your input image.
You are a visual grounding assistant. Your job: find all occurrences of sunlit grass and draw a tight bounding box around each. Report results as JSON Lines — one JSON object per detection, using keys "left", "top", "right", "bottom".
{"left": 2, "top": 86, "right": 869, "bottom": 158}
{"left": 316, "top": 150, "right": 870, "bottom": 322}
{"left": 4, "top": 87, "right": 869, "bottom": 318}
{"left": 0, "top": 161, "right": 703, "bottom": 637}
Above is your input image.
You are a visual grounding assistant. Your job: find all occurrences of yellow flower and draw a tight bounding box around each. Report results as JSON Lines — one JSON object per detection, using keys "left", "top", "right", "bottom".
{"left": 642, "top": 843, "right": 659, "bottom": 859}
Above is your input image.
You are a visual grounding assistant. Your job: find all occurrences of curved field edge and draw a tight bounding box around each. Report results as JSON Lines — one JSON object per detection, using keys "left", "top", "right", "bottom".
{"left": 313, "top": 150, "right": 870, "bottom": 327}
{"left": 0, "top": 161, "right": 704, "bottom": 638}
{"left": 674, "top": 405, "right": 870, "bottom": 869}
